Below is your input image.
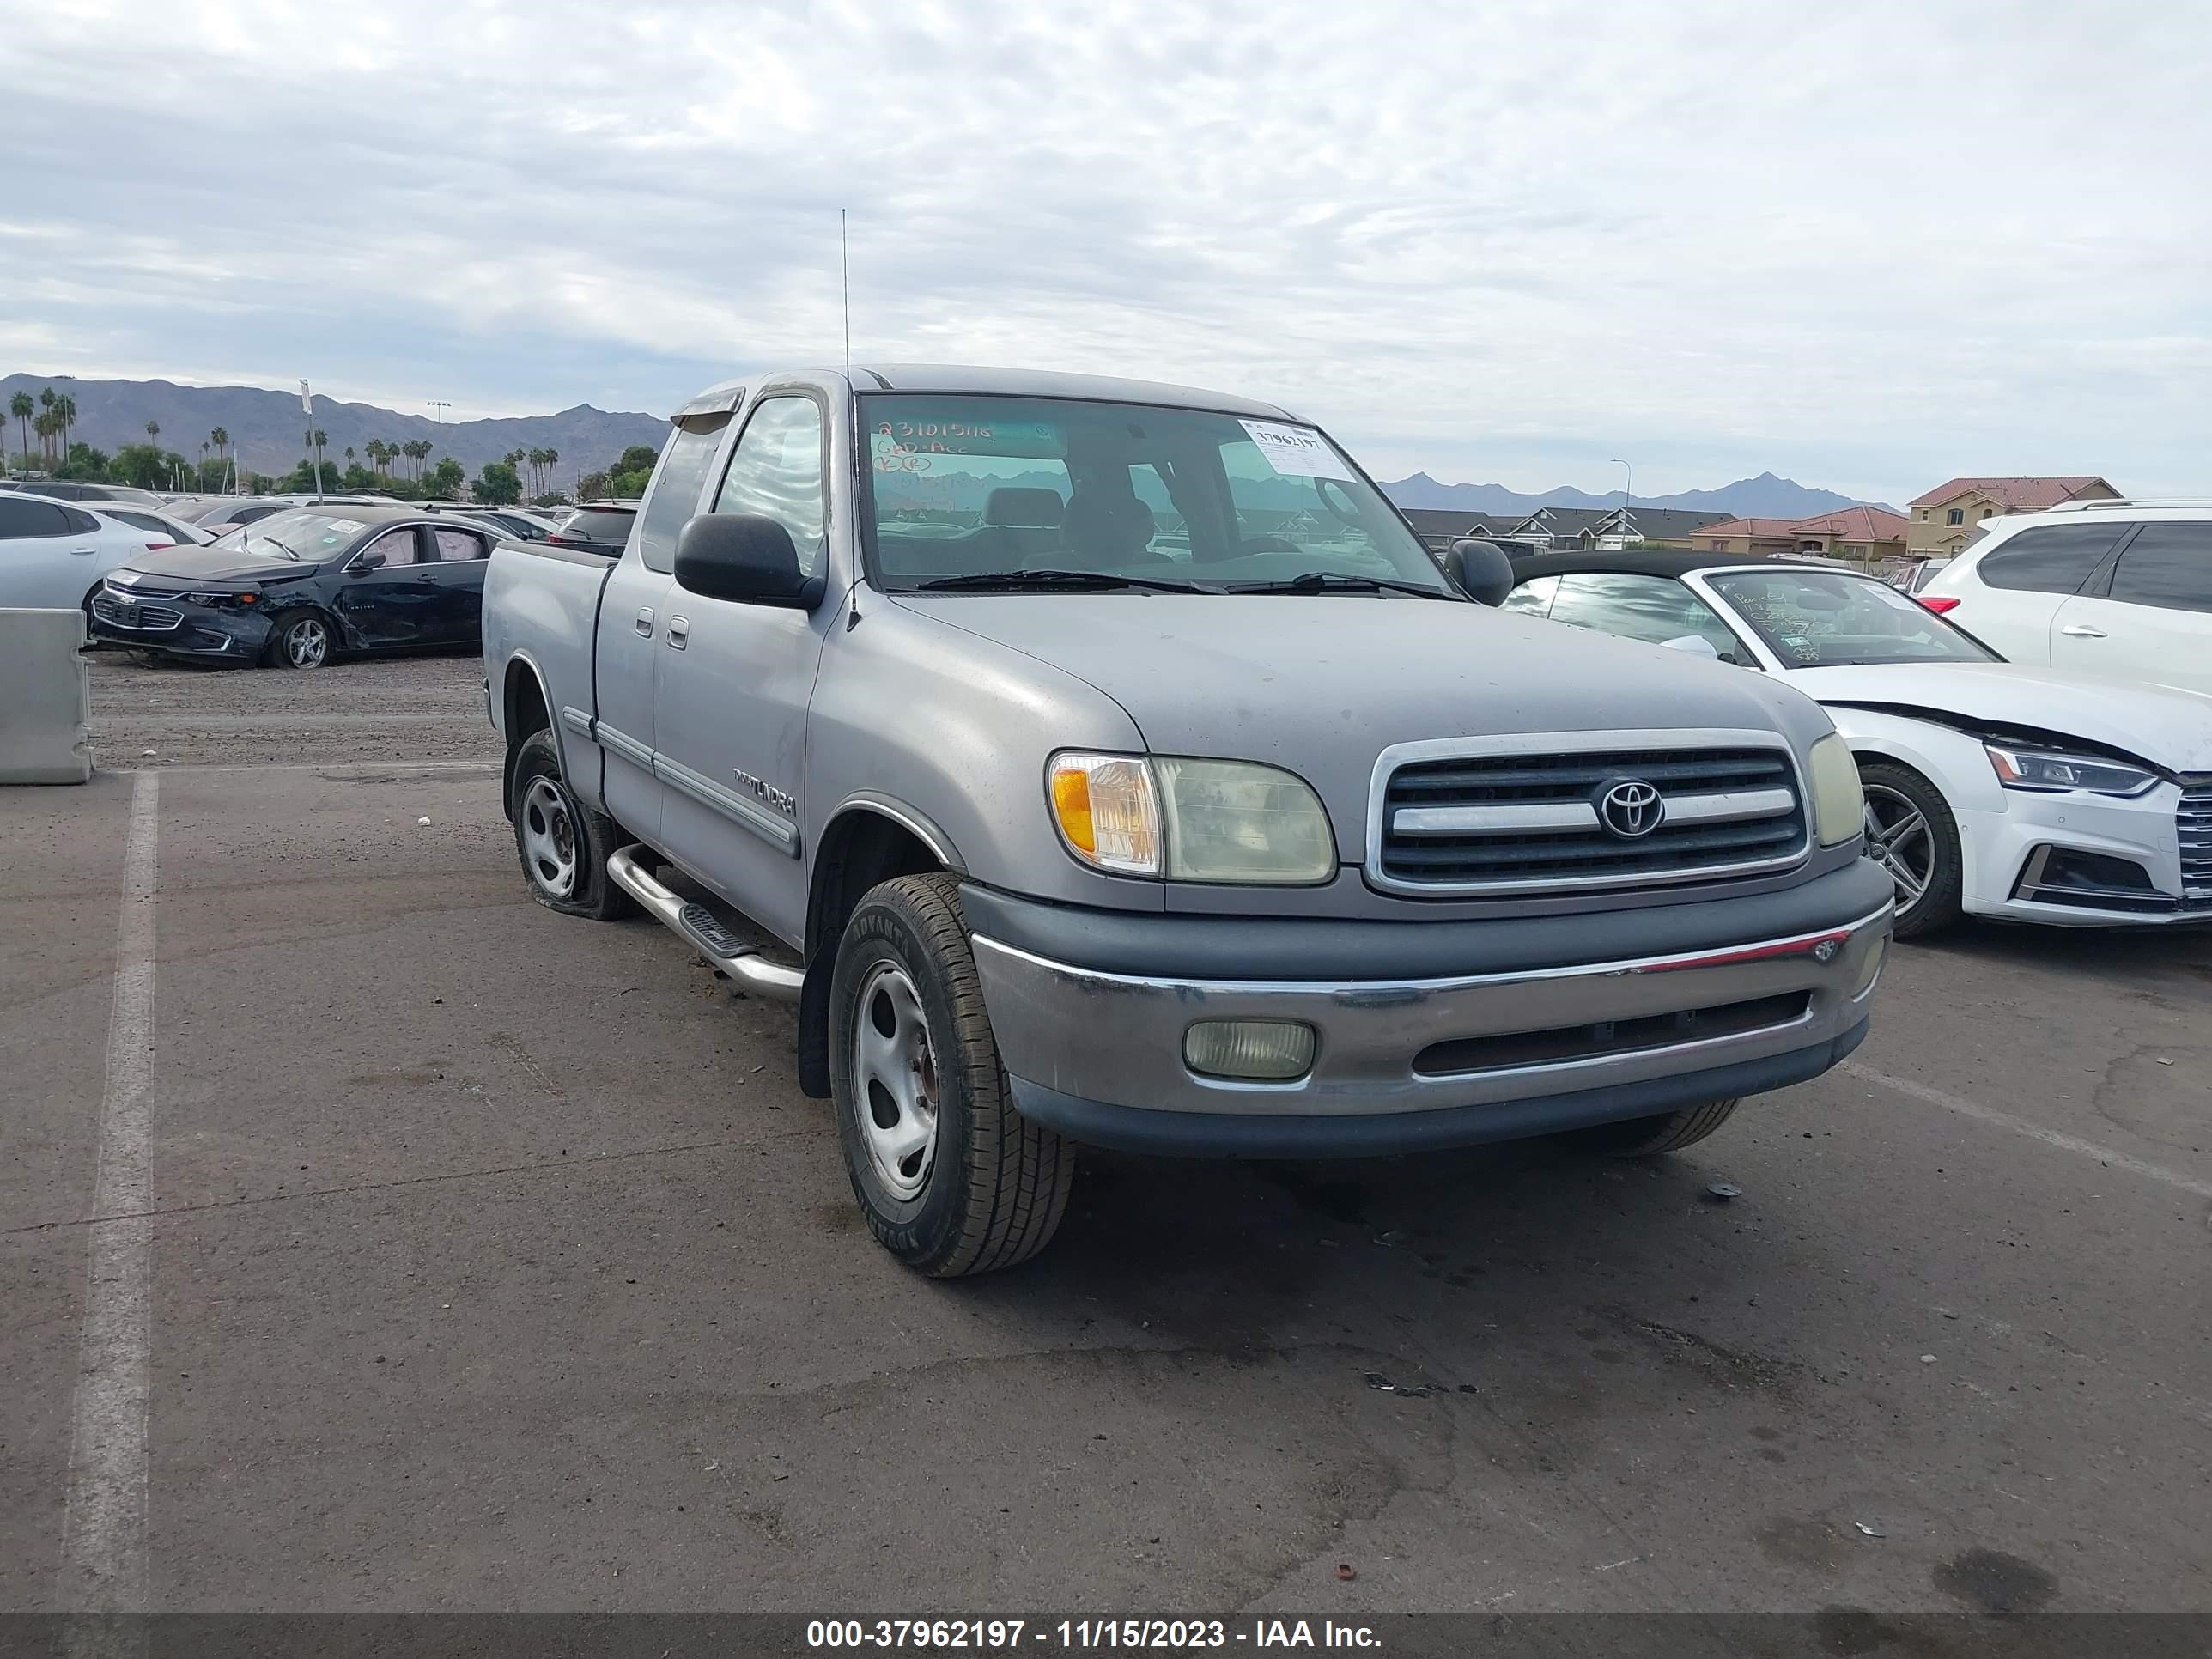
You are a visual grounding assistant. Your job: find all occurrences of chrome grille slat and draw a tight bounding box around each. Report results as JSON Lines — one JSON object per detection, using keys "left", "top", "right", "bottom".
{"left": 2181, "top": 787, "right": 2212, "bottom": 897}
{"left": 1370, "top": 733, "right": 1810, "bottom": 896}
{"left": 91, "top": 590, "right": 184, "bottom": 631}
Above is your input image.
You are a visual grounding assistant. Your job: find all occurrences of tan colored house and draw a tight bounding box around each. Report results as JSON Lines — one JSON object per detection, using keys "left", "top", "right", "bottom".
{"left": 1694, "top": 505, "right": 1911, "bottom": 564}
{"left": 1906, "top": 476, "right": 2118, "bottom": 556}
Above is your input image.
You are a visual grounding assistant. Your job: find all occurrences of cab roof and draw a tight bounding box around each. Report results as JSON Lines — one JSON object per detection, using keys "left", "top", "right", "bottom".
{"left": 675, "top": 365, "right": 1297, "bottom": 422}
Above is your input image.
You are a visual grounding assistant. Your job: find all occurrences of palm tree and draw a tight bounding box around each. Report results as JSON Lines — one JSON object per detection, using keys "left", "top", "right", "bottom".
{"left": 540, "top": 447, "right": 557, "bottom": 497}
{"left": 9, "top": 391, "right": 32, "bottom": 467}
{"left": 343, "top": 445, "right": 356, "bottom": 472}
{"left": 38, "top": 388, "right": 57, "bottom": 461}
{"left": 56, "top": 393, "right": 76, "bottom": 456}
{"left": 34, "top": 409, "right": 60, "bottom": 464}
{"left": 210, "top": 426, "right": 229, "bottom": 470}
{"left": 146, "top": 420, "right": 161, "bottom": 445}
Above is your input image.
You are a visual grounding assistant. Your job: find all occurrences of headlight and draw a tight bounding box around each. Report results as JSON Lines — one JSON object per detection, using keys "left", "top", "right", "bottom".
{"left": 1807, "top": 733, "right": 1863, "bottom": 848}
{"left": 1984, "top": 744, "right": 2158, "bottom": 798}
{"left": 1048, "top": 753, "right": 1336, "bottom": 883}
{"left": 182, "top": 590, "right": 258, "bottom": 608}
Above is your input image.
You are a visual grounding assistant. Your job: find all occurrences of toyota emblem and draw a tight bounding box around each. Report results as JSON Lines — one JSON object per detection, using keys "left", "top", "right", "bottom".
{"left": 1597, "top": 779, "right": 1665, "bottom": 839}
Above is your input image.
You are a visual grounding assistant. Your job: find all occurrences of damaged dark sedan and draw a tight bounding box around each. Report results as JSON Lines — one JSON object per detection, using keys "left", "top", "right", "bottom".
{"left": 89, "top": 504, "right": 505, "bottom": 669}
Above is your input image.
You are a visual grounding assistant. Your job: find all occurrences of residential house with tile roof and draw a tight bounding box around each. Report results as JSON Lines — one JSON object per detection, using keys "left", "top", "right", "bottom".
{"left": 1401, "top": 504, "right": 1729, "bottom": 553}
{"left": 1906, "top": 476, "right": 2118, "bottom": 556}
{"left": 1694, "top": 505, "right": 1911, "bottom": 564}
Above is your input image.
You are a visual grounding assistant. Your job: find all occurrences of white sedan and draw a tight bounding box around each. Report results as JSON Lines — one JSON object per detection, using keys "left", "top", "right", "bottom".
{"left": 0, "top": 490, "right": 178, "bottom": 616}
{"left": 1504, "top": 550, "right": 2212, "bottom": 937}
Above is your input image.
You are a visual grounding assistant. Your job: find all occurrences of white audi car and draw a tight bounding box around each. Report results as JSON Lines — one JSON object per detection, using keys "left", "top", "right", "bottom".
{"left": 1504, "top": 550, "right": 2212, "bottom": 937}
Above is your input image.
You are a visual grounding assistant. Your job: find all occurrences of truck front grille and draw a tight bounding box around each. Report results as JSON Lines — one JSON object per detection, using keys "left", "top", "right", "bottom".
{"left": 1372, "top": 737, "right": 1808, "bottom": 896}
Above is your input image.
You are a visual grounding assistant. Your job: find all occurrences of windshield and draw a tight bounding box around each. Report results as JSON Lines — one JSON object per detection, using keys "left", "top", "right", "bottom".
{"left": 1708, "top": 568, "right": 1999, "bottom": 666}
{"left": 861, "top": 393, "right": 1449, "bottom": 595}
{"left": 210, "top": 510, "right": 375, "bottom": 561}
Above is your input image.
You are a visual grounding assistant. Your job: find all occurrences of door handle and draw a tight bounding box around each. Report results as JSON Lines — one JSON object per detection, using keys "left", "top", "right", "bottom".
{"left": 635, "top": 607, "right": 654, "bottom": 637}
{"left": 666, "top": 617, "right": 689, "bottom": 650}
{"left": 2059, "top": 623, "right": 2108, "bottom": 638}
{"left": 70, "top": 545, "right": 97, "bottom": 556}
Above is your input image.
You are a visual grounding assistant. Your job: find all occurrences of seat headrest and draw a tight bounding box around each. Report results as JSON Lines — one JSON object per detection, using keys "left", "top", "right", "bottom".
{"left": 1060, "top": 489, "right": 1155, "bottom": 562}
{"left": 982, "top": 487, "right": 1064, "bottom": 527}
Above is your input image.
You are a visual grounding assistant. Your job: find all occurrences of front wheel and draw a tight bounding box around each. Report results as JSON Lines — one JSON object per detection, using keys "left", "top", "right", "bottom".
{"left": 830, "top": 873, "right": 1073, "bottom": 1276}
{"left": 1858, "top": 760, "right": 1962, "bottom": 939}
{"left": 1572, "top": 1097, "right": 1741, "bottom": 1157}
{"left": 264, "top": 610, "right": 334, "bottom": 671}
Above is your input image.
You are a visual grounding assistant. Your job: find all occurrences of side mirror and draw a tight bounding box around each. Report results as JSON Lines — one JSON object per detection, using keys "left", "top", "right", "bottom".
{"left": 350, "top": 550, "right": 386, "bottom": 573}
{"left": 674, "top": 514, "right": 823, "bottom": 609}
{"left": 1444, "top": 538, "right": 1515, "bottom": 607}
{"left": 1660, "top": 634, "right": 1721, "bottom": 659}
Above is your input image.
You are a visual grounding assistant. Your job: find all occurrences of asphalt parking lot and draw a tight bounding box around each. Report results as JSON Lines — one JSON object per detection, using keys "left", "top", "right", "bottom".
{"left": 4, "top": 651, "right": 2209, "bottom": 1619}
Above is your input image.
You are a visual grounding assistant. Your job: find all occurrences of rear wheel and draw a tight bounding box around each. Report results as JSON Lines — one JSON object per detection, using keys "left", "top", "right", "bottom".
{"left": 830, "top": 872, "right": 1073, "bottom": 1276}
{"left": 509, "top": 729, "right": 635, "bottom": 919}
{"left": 1573, "top": 1097, "right": 1741, "bottom": 1157}
{"left": 1858, "top": 760, "right": 1962, "bottom": 938}
{"left": 264, "top": 610, "right": 334, "bottom": 671}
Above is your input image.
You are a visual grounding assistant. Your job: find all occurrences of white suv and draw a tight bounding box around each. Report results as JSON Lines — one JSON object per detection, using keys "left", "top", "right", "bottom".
{"left": 1917, "top": 502, "right": 2212, "bottom": 695}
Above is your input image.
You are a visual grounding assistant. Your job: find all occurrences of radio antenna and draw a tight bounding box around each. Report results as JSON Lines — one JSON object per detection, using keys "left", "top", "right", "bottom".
{"left": 841, "top": 209, "right": 852, "bottom": 380}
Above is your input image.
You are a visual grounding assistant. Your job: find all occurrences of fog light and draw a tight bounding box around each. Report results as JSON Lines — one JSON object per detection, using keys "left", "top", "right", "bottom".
{"left": 1852, "top": 933, "right": 1887, "bottom": 999}
{"left": 1183, "top": 1019, "right": 1316, "bottom": 1081}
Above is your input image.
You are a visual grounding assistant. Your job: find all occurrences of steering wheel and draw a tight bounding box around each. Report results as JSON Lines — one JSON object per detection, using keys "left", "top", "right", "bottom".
{"left": 1313, "top": 477, "right": 1363, "bottom": 526}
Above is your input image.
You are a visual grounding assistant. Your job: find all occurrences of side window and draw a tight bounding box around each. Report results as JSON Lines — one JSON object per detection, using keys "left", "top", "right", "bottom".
{"left": 1544, "top": 572, "right": 1747, "bottom": 660}
{"left": 1977, "top": 524, "right": 2124, "bottom": 594}
{"left": 636, "top": 419, "right": 728, "bottom": 573}
{"left": 430, "top": 527, "right": 488, "bottom": 562}
{"left": 713, "top": 397, "right": 827, "bottom": 576}
{"left": 1504, "top": 574, "right": 1559, "bottom": 617}
{"left": 358, "top": 528, "right": 420, "bottom": 568}
{"left": 0, "top": 499, "right": 74, "bottom": 538}
{"left": 2106, "top": 526, "right": 2212, "bottom": 613}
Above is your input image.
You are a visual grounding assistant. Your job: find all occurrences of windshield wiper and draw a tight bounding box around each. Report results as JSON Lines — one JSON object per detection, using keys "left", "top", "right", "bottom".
{"left": 1226, "top": 571, "right": 1457, "bottom": 600}
{"left": 914, "top": 568, "right": 1215, "bottom": 595}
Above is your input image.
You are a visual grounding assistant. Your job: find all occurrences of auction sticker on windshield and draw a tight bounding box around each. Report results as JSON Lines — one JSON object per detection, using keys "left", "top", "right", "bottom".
{"left": 1239, "top": 420, "right": 1354, "bottom": 481}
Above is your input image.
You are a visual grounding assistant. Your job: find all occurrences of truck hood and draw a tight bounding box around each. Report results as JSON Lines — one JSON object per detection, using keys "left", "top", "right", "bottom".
{"left": 1790, "top": 661, "right": 2212, "bottom": 771}
{"left": 112, "top": 544, "right": 318, "bottom": 588}
{"left": 897, "top": 593, "right": 1833, "bottom": 848}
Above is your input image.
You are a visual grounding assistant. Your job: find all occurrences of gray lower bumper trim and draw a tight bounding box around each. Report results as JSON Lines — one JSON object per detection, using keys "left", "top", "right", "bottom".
{"left": 1011, "top": 1020, "right": 1868, "bottom": 1159}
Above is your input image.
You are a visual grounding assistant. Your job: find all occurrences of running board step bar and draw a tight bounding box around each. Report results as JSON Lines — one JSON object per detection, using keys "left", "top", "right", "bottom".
{"left": 605, "top": 845, "right": 805, "bottom": 1003}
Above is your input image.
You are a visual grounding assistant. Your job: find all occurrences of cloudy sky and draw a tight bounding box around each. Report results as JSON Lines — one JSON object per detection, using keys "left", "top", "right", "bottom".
{"left": 3, "top": 0, "right": 2206, "bottom": 501}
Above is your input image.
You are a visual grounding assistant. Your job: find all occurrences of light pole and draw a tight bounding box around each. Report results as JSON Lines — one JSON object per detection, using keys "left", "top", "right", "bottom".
{"left": 1609, "top": 459, "right": 1632, "bottom": 543}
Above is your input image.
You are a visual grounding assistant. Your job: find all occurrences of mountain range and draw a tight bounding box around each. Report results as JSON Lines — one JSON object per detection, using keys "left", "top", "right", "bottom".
{"left": 5, "top": 373, "right": 1887, "bottom": 515}
{"left": 1, "top": 374, "right": 668, "bottom": 483}
{"left": 1380, "top": 470, "right": 1889, "bottom": 519}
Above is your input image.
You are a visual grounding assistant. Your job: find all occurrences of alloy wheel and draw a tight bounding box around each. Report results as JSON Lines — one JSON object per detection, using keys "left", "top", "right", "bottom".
{"left": 283, "top": 617, "right": 329, "bottom": 669}
{"left": 1863, "top": 782, "right": 1935, "bottom": 908}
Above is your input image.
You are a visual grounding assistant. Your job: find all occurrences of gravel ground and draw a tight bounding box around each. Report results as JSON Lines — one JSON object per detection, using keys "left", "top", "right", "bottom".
{"left": 88, "top": 647, "right": 499, "bottom": 769}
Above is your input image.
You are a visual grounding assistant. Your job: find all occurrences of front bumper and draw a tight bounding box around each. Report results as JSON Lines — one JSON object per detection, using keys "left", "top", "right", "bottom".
{"left": 88, "top": 589, "right": 273, "bottom": 659}
{"left": 1963, "top": 781, "right": 2212, "bottom": 927}
{"left": 968, "top": 864, "right": 1893, "bottom": 1158}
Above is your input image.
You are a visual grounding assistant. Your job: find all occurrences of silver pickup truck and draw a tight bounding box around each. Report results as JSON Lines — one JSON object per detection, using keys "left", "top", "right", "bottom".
{"left": 483, "top": 365, "right": 1892, "bottom": 1275}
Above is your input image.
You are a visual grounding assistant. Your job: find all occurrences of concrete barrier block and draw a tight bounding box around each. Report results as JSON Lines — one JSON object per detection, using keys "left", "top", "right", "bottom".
{"left": 0, "top": 607, "right": 94, "bottom": 784}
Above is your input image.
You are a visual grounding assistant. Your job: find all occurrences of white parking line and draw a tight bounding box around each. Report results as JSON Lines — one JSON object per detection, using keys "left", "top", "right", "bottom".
{"left": 56, "top": 772, "right": 159, "bottom": 1620}
{"left": 1843, "top": 1060, "right": 2212, "bottom": 1202}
